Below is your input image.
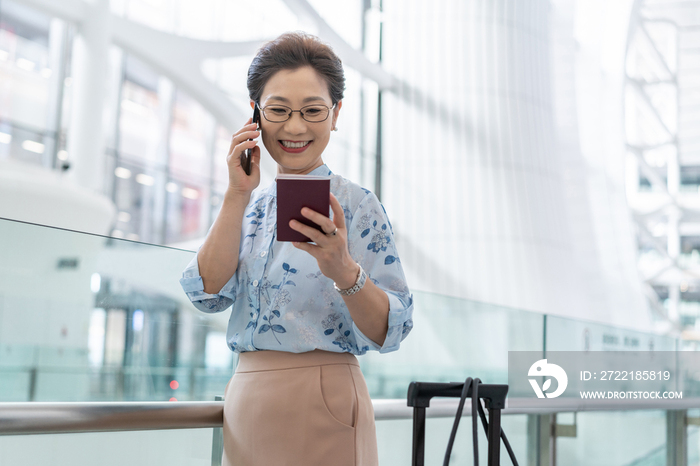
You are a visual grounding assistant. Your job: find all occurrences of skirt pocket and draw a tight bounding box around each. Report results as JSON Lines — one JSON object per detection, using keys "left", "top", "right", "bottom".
{"left": 318, "top": 364, "right": 358, "bottom": 429}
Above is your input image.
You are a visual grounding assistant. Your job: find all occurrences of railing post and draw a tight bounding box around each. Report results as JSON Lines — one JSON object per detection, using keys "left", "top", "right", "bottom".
{"left": 28, "top": 367, "right": 38, "bottom": 402}
{"left": 190, "top": 367, "right": 197, "bottom": 401}
{"left": 117, "top": 367, "right": 125, "bottom": 400}
{"left": 666, "top": 410, "right": 687, "bottom": 466}
{"left": 211, "top": 395, "right": 224, "bottom": 466}
{"left": 527, "top": 414, "right": 553, "bottom": 466}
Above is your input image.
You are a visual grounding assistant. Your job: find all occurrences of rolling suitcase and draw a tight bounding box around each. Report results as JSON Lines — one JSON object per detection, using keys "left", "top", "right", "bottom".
{"left": 407, "top": 378, "right": 519, "bottom": 466}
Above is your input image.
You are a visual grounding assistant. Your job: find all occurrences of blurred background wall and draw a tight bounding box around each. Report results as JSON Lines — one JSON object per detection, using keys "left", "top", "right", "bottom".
{"left": 2, "top": 0, "right": 681, "bottom": 332}
{"left": 381, "top": 0, "right": 651, "bottom": 330}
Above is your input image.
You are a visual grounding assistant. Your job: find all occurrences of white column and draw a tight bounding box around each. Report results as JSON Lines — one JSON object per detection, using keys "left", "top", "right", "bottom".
{"left": 668, "top": 286, "right": 680, "bottom": 323}
{"left": 151, "top": 77, "right": 175, "bottom": 243}
{"left": 66, "top": 0, "right": 112, "bottom": 194}
{"left": 45, "top": 18, "right": 68, "bottom": 169}
{"left": 667, "top": 204, "right": 681, "bottom": 324}
{"left": 667, "top": 138, "right": 681, "bottom": 324}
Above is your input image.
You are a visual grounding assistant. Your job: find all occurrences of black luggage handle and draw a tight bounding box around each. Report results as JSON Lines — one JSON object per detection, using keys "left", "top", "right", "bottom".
{"left": 407, "top": 381, "right": 508, "bottom": 409}
{"left": 407, "top": 381, "right": 510, "bottom": 466}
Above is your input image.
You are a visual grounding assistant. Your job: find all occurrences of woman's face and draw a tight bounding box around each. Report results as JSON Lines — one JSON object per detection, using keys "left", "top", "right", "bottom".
{"left": 253, "top": 66, "right": 341, "bottom": 175}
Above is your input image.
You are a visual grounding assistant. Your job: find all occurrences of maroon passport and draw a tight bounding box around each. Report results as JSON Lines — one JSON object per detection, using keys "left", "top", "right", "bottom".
{"left": 276, "top": 174, "right": 331, "bottom": 242}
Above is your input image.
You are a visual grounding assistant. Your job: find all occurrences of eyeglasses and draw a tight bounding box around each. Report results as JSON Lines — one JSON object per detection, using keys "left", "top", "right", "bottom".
{"left": 258, "top": 103, "right": 336, "bottom": 123}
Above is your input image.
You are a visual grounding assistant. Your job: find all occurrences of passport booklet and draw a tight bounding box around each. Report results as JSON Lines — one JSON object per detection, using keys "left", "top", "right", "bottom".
{"left": 276, "top": 174, "right": 331, "bottom": 242}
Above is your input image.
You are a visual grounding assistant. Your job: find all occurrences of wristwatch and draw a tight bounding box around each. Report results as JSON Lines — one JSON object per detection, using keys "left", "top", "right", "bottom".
{"left": 334, "top": 263, "right": 367, "bottom": 296}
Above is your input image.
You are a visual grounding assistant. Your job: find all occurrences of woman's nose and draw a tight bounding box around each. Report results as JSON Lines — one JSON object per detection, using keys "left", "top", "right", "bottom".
{"left": 283, "top": 112, "right": 307, "bottom": 134}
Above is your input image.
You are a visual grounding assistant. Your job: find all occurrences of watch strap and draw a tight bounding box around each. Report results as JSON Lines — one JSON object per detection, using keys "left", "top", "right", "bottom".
{"left": 334, "top": 264, "right": 366, "bottom": 296}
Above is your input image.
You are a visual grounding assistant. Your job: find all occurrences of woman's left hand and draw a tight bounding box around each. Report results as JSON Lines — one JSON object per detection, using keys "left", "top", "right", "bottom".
{"left": 290, "top": 193, "right": 360, "bottom": 289}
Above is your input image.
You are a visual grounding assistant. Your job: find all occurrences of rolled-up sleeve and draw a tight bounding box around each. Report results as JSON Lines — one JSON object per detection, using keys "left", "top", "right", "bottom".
{"left": 348, "top": 192, "right": 414, "bottom": 354}
{"left": 180, "top": 252, "right": 237, "bottom": 313}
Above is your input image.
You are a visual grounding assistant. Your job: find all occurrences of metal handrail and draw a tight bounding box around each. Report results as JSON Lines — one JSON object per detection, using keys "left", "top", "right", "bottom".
{"left": 0, "top": 401, "right": 222, "bottom": 435}
{"left": 2, "top": 397, "right": 699, "bottom": 436}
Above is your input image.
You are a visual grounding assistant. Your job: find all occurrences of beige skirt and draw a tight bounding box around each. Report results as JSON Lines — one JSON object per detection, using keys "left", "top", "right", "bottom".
{"left": 222, "top": 349, "right": 378, "bottom": 466}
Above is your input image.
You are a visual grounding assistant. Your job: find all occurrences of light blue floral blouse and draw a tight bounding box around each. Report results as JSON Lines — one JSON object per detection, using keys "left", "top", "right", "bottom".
{"left": 179, "top": 164, "right": 413, "bottom": 355}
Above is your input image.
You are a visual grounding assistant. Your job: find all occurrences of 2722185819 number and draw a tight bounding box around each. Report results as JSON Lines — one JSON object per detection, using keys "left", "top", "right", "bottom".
{"left": 580, "top": 371, "right": 671, "bottom": 381}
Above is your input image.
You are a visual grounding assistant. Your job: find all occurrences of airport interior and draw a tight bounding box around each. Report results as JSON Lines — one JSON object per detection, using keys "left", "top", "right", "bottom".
{"left": 2, "top": 0, "right": 700, "bottom": 464}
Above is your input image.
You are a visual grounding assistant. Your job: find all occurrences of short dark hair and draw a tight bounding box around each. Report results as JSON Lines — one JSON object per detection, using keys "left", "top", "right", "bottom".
{"left": 247, "top": 32, "right": 345, "bottom": 106}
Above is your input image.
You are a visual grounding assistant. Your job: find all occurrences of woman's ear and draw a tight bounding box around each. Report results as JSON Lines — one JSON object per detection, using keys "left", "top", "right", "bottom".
{"left": 332, "top": 100, "right": 342, "bottom": 127}
{"left": 250, "top": 100, "right": 255, "bottom": 110}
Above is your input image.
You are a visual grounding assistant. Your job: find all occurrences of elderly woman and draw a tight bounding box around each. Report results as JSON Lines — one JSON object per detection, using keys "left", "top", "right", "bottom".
{"left": 180, "top": 32, "right": 413, "bottom": 466}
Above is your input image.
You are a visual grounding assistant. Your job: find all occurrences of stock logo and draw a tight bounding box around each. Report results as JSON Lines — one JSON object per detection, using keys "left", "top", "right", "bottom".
{"left": 528, "top": 359, "right": 568, "bottom": 399}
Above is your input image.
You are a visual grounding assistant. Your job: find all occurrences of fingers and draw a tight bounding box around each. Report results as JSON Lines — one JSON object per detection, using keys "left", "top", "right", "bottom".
{"left": 249, "top": 144, "right": 262, "bottom": 172}
{"left": 230, "top": 128, "right": 260, "bottom": 152}
{"left": 292, "top": 240, "right": 317, "bottom": 255}
{"left": 224, "top": 119, "right": 263, "bottom": 193}
{"left": 300, "top": 206, "right": 336, "bottom": 234}
{"left": 289, "top": 219, "right": 328, "bottom": 244}
{"left": 253, "top": 146, "right": 261, "bottom": 161}
{"left": 329, "top": 193, "right": 345, "bottom": 229}
{"left": 229, "top": 139, "right": 260, "bottom": 168}
{"left": 229, "top": 121, "right": 260, "bottom": 152}
{"left": 235, "top": 120, "right": 257, "bottom": 136}
{"left": 229, "top": 119, "right": 252, "bottom": 151}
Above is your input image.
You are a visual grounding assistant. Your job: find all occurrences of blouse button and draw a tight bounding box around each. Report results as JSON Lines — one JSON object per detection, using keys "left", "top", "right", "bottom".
{"left": 252, "top": 280, "right": 259, "bottom": 287}
{"left": 260, "top": 251, "right": 267, "bottom": 258}
{"left": 267, "top": 226, "right": 273, "bottom": 233}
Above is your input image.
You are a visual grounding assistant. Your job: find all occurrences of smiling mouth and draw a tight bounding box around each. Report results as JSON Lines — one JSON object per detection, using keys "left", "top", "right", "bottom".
{"left": 280, "top": 140, "right": 312, "bottom": 148}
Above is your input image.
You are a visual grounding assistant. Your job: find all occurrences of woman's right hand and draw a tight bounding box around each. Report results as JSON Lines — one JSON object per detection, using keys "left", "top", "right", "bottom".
{"left": 226, "top": 118, "right": 261, "bottom": 196}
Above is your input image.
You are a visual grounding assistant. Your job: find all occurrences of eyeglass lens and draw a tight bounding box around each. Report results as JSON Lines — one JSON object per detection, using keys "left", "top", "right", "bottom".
{"left": 262, "top": 105, "right": 330, "bottom": 123}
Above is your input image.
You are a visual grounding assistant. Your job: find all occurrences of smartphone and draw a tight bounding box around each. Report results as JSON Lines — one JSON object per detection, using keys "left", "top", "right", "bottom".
{"left": 241, "top": 106, "right": 260, "bottom": 176}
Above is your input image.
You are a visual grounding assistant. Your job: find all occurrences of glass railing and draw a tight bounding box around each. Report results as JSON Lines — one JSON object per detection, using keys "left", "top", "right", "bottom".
{"left": 361, "top": 293, "right": 545, "bottom": 398}
{"left": 0, "top": 215, "right": 548, "bottom": 403}
{"left": 556, "top": 410, "right": 667, "bottom": 466}
{"left": 3, "top": 215, "right": 700, "bottom": 465}
{"left": 0, "top": 216, "right": 236, "bottom": 403}
{"left": 0, "top": 427, "right": 220, "bottom": 466}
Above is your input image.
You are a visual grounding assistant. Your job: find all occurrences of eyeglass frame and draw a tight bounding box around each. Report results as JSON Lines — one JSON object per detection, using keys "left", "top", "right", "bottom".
{"left": 256, "top": 102, "right": 337, "bottom": 123}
